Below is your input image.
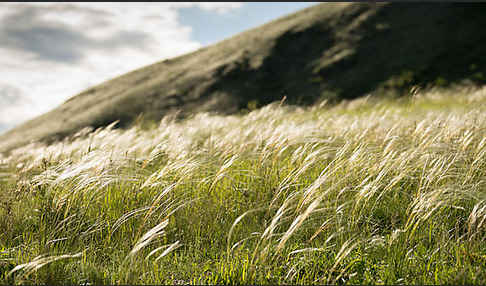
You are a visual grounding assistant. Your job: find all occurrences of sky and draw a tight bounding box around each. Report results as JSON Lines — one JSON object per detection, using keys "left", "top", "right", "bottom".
{"left": 0, "top": 2, "right": 317, "bottom": 134}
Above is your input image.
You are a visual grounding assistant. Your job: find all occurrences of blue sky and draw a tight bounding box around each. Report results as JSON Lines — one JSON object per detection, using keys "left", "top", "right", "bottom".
{"left": 0, "top": 2, "right": 318, "bottom": 134}
{"left": 178, "top": 3, "right": 317, "bottom": 45}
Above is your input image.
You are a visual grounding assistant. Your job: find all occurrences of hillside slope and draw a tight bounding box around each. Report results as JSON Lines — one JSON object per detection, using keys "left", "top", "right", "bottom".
{"left": 2, "top": 3, "right": 486, "bottom": 153}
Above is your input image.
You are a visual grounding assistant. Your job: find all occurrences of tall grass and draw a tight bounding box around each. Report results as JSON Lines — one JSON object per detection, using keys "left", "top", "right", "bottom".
{"left": 1, "top": 86, "right": 486, "bottom": 284}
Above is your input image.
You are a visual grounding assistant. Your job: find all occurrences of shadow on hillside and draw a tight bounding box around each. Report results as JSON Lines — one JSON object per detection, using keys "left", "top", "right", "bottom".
{"left": 205, "top": 3, "right": 486, "bottom": 108}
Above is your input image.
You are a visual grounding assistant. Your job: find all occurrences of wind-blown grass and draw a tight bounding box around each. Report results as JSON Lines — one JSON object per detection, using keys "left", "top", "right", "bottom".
{"left": 1, "top": 86, "right": 486, "bottom": 284}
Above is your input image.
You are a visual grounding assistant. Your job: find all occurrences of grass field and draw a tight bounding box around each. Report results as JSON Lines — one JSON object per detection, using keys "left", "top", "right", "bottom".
{"left": 1, "top": 86, "right": 486, "bottom": 284}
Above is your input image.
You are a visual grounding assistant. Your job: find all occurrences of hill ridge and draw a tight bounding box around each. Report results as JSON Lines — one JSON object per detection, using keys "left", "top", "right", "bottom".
{"left": 1, "top": 2, "right": 486, "bottom": 153}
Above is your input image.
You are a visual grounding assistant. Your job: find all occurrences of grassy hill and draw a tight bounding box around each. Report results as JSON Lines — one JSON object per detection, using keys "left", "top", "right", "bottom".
{"left": 1, "top": 3, "right": 486, "bottom": 153}
{"left": 2, "top": 3, "right": 486, "bottom": 282}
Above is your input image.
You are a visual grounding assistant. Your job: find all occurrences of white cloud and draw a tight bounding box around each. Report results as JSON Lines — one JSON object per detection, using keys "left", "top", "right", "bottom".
{"left": 0, "top": 2, "right": 242, "bottom": 132}
{"left": 172, "top": 2, "right": 243, "bottom": 13}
